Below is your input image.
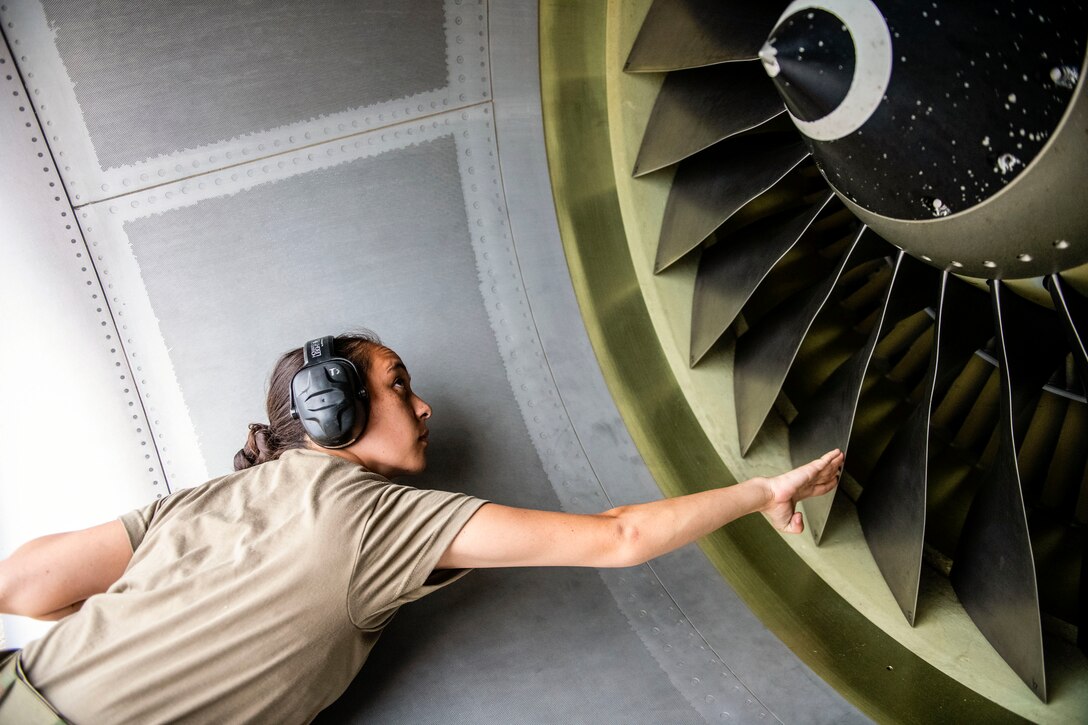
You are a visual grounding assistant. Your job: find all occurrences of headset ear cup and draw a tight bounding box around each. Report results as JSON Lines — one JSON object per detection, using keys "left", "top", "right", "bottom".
{"left": 291, "top": 338, "right": 370, "bottom": 448}
{"left": 290, "top": 359, "right": 363, "bottom": 448}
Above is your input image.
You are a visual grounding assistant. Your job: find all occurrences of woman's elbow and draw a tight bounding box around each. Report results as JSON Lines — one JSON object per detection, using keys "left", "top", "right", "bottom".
{"left": 0, "top": 557, "right": 18, "bottom": 615}
{"left": 0, "top": 556, "right": 44, "bottom": 618}
{"left": 604, "top": 511, "right": 647, "bottom": 568}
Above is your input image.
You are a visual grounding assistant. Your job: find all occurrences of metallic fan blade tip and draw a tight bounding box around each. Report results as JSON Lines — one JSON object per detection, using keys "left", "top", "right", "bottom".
{"left": 625, "top": 1, "right": 788, "bottom": 72}
{"left": 655, "top": 141, "right": 810, "bottom": 273}
{"left": 690, "top": 193, "right": 834, "bottom": 365}
{"left": 633, "top": 64, "right": 786, "bottom": 177}
{"left": 1049, "top": 273, "right": 1088, "bottom": 387}
{"left": 734, "top": 228, "right": 886, "bottom": 456}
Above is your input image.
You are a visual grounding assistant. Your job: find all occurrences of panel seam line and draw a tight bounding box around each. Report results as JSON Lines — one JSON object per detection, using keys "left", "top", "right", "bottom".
{"left": 0, "top": 25, "right": 170, "bottom": 495}
{"left": 75, "top": 100, "right": 494, "bottom": 209}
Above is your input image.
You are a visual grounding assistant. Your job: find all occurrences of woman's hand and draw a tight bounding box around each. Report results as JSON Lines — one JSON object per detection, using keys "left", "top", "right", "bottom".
{"left": 758, "top": 449, "right": 844, "bottom": 534}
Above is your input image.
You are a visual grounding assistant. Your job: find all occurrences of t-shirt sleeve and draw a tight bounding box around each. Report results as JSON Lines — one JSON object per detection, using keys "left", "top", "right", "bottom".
{"left": 118, "top": 498, "right": 165, "bottom": 552}
{"left": 349, "top": 485, "right": 487, "bottom": 629}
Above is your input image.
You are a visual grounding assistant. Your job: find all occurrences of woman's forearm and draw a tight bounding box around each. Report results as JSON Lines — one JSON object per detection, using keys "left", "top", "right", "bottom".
{"left": 609, "top": 479, "right": 771, "bottom": 566}
{"left": 0, "top": 534, "right": 84, "bottom": 617}
{"left": 608, "top": 449, "right": 843, "bottom": 566}
{"left": 0, "top": 521, "right": 132, "bottom": 618}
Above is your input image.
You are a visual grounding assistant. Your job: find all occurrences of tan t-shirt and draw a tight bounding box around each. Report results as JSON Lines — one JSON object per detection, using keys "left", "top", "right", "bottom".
{"left": 20, "top": 449, "right": 487, "bottom": 724}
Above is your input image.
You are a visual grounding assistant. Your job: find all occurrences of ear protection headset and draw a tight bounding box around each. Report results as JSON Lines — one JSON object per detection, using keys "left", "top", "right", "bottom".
{"left": 289, "top": 336, "right": 368, "bottom": 448}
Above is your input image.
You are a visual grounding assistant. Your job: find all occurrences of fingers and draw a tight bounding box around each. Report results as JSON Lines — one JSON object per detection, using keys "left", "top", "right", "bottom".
{"left": 785, "top": 510, "right": 804, "bottom": 534}
{"left": 800, "top": 452, "right": 842, "bottom": 482}
{"left": 769, "top": 452, "right": 841, "bottom": 535}
{"left": 818, "top": 449, "right": 844, "bottom": 480}
{"left": 821, "top": 450, "right": 845, "bottom": 476}
{"left": 798, "top": 450, "right": 843, "bottom": 499}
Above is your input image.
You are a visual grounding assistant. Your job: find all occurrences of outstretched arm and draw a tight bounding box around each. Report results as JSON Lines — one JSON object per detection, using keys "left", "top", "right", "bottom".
{"left": 0, "top": 520, "right": 133, "bottom": 620}
{"left": 437, "top": 449, "right": 843, "bottom": 570}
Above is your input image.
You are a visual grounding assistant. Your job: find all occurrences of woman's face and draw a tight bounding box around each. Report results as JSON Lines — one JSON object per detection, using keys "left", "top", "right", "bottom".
{"left": 348, "top": 345, "right": 432, "bottom": 478}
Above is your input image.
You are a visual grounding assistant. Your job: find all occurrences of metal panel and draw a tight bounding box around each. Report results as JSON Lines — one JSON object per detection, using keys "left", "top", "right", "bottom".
{"left": 654, "top": 138, "right": 809, "bottom": 272}
{"left": 0, "top": 0, "right": 489, "bottom": 203}
{"left": 733, "top": 228, "right": 886, "bottom": 455}
{"left": 690, "top": 191, "right": 833, "bottom": 364}
{"left": 489, "top": 0, "right": 656, "bottom": 508}
{"left": 0, "top": 33, "right": 164, "bottom": 648}
{"left": 625, "top": 0, "right": 789, "bottom": 72}
{"left": 856, "top": 272, "right": 991, "bottom": 623}
{"left": 119, "top": 136, "right": 476, "bottom": 477}
{"left": 951, "top": 282, "right": 1069, "bottom": 701}
{"left": 40, "top": 0, "right": 446, "bottom": 169}
{"left": 633, "top": 61, "right": 784, "bottom": 176}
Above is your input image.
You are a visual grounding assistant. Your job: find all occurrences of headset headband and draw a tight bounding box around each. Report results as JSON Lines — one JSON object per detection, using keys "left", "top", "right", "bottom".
{"left": 303, "top": 336, "right": 336, "bottom": 366}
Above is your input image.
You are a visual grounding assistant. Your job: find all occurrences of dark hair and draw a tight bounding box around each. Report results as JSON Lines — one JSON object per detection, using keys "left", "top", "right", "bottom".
{"left": 233, "top": 331, "right": 382, "bottom": 470}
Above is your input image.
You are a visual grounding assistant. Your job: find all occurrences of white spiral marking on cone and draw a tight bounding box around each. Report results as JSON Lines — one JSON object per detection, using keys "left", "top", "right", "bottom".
{"left": 772, "top": 0, "right": 893, "bottom": 141}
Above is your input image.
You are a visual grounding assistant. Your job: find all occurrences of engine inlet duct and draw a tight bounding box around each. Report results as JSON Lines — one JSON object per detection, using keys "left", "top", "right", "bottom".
{"left": 625, "top": 0, "right": 1088, "bottom": 704}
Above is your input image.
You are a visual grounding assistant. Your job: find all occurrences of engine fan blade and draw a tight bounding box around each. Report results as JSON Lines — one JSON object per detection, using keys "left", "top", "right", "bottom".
{"left": 634, "top": 62, "right": 784, "bottom": 177}
{"left": 626, "top": 0, "right": 789, "bottom": 72}
{"left": 857, "top": 271, "right": 991, "bottom": 623}
{"left": 654, "top": 138, "right": 808, "bottom": 272}
{"left": 951, "top": 282, "right": 1068, "bottom": 701}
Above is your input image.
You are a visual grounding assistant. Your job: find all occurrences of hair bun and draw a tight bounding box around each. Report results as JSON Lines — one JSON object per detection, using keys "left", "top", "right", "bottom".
{"left": 234, "top": 422, "right": 276, "bottom": 471}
